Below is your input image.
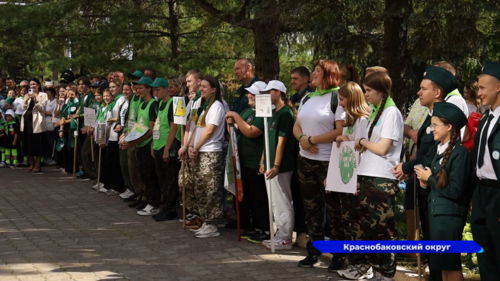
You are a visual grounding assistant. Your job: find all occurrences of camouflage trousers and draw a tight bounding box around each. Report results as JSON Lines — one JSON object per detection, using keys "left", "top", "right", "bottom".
{"left": 182, "top": 152, "right": 224, "bottom": 225}
{"left": 81, "top": 135, "right": 97, "bottom": 179}
{"left": 298, "top": 157, "right": 344, "bottom": 255}
{"left": 343, "top": 175, "right": 399, "bottom": 278}
{"left": 128, "top": 147, "right": 145, "bottom": 200}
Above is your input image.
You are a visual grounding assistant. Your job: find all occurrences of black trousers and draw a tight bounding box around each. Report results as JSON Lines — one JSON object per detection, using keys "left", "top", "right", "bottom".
{"left": 154, "top": 154, "right": 181, "bottom": 209}
{"left": 241, "top": 165, "right": 270, "bottom": 231}
{"left": 136, "top": 150, "right": 160, "bottom": 207}
{"left": 103, "top": 141, "right": 124, "bottom": 192}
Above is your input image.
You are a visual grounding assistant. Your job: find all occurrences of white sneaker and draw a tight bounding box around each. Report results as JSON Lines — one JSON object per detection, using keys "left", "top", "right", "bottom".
{"left": 338, "top": 264, "right": 373, "bottom": 280}
{"left": 98, "top": 186, "right": 108, "bottom": 193}
{"left": 137, "top": 204, "right": 159, "bottom": 216}
{"left": 119, "top": 189, "right": 134, "bottom": 199}
{"left": 0, "top": 162, "right": 6, "bottom": 168}
{"left": 194, "top": 224, "right": 220, "bottom": 238}
{"left": 93, "top": 182, "right": 104, "bottom": 189}
{"left": 45, "top": 159, "right": 57, "bottom": 165}
{"left": 178, "top": 213, "right": 196, "bottom": 223}
{"left": 264, "top": 238, "right": 293, "bottom": 250}
{"left": 190, "top": 222, "right": 207, "bottom": 233}
{"left": 365, "top": 271, "right": 393, "bottom": 281}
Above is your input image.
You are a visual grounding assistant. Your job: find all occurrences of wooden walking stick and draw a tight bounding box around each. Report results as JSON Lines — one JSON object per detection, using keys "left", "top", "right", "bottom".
{"left": 414, "top": 173, "right": 422, "bottom": 281}
{"left": 181, "top": 125, "right": 186, "bottom": 230}
{"left": 90, "top": 130, "right": 95, "bottom": 162}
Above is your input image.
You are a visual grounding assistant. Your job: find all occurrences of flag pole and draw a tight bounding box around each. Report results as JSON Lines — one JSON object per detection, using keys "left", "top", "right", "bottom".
{"left": 263, "top": 116, "right": 274, "bottom": 253}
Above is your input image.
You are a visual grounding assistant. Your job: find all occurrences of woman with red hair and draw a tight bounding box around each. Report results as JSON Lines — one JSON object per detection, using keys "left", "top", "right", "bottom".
{"left": 293, "top": 59, "right": 346, "bottom": 271}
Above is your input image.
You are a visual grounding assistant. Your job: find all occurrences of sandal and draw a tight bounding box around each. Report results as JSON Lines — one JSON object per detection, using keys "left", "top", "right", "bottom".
{"left": 27, "top": 166, "right": 34, "bottom": 172}
{"left": 32, "top": 167, "right": 42, "bottom": 174}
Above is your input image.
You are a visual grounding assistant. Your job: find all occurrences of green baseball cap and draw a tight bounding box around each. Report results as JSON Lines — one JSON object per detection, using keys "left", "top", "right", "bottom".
{"left": 90, "top": 81, "right": 100, "bottom": 88}
{"left": 150, "top": 78, "right": 169, "bottom": 88}
{"left": 422, "top": 66, "right": 458, "bottom": 94}
{"left": 480, "top": 61, "right": 500, "bottom": 81}
{"left": 127, "top": 70, "right": 145, "bottom": 79}
{"left": 5, "top": 97, "right": 14, "bottom": 104}
{"left": 133, "top": 76, "right": 153, "bottom": 86}
{"left": 432, "top": 102, "right": 468, "bottom": 129}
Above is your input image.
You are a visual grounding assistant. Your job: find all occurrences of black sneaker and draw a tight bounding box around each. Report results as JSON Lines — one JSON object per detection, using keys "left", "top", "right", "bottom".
{"left": 152, "top": 207, "right": 167, "bottom": 219}
{"left": 247, "top": 230, "right": 270, "bottom": 244}
{"left": 297, "top": 254, "right": 319, "bottom": 267}
{"left": 128, "top": 200, "right": 141, "bottom": 208}
{"left": 327, "top": 256, "right": 345, "bottom": 273}
{"left": 156, "top": 209, "right": 179, "bottom": 221}
{"left": 241, "top": 227, "right": 257, "bottom": 239}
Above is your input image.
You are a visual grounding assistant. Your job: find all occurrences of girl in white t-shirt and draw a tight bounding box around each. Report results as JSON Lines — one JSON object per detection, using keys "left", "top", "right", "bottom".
{"left": 338, "top": 72, "right": 403, "bottom": 281}
{"left": 293, "top": 59, "right": 346, "bottom": 269}
{"left": 187, "top": 76, "right": 226, "bottom": 239}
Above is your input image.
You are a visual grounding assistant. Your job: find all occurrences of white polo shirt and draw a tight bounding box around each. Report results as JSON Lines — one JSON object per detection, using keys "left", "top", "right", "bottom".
{"left": 297, "top": 92, "right": 345, "bottom": 161}
{"left": 358, "top": 106, "right": 404, "bottom": 180}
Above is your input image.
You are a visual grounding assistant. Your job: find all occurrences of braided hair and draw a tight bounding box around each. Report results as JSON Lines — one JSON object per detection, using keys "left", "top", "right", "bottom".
{"left": 436, "top": 118, "right": 459, "bottom": 189}
{"left": 362, "top": 72, "right": 392, "bottom": 139}
{"left": 281, "top": 91, "right": 297, "bottom": 116}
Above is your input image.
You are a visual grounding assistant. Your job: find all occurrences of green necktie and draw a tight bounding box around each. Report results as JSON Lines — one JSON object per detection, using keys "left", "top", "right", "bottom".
{"left": 478, "top": 114, "right": 494, "bottom": 168}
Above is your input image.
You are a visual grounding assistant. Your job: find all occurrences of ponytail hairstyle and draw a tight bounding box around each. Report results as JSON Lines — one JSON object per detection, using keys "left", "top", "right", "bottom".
{"left": 198, "top": 76, "right": 222, "bottom": 127}
{"left": 339, "top": 82, "right": 370, "bottom": 127}
{"left": 339, "top": 64, "right": 360, "bottom": 86}
{"left": 280, "top": 91, "right": 297, "bottom": 116}
{"left": 464, "top": 80, "right": 481, "bottom": 114}
{"left": 313, "top": 59, "right": 341, "bottom": 89}
{"left": 436, "top": 118, "right": 460, "bottom": 189}
{"left": 362, "top": 72, "right": 392, "bottom": 139}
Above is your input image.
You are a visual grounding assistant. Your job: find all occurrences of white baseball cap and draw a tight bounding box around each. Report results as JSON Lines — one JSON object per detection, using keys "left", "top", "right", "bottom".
{"left": 245, "top": 81, "right": 268, "bottom": 95}
{"left": 5, "top": 109, "right": 15, "bottom": 117}
{"left": 261, "top": 80, "right": 287, "bottom": 94}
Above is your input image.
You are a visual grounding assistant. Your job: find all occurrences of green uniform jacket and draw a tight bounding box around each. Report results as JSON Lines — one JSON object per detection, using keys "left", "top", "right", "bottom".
{"left": 233, "top": 76, "right": 259, "bottom": 114}
{"left": 471, "top": 110, "right": 500, "bottom": 184}
{"left": 425, "top": 140, "right": 470, "bottom": 217}
{"left": 290, "top": 86, "right": 313, "bottom": 110}
{"left": 402, "top": 115, "right": 437, "bottom": 174}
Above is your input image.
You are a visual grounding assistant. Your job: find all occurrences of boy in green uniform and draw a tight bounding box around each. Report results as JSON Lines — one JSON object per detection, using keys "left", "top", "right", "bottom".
{"left": 150, "top": 78, "right": 181, "bottom": 221}
{"left": 471, "top": 61, "right": 500, "bottom": 281}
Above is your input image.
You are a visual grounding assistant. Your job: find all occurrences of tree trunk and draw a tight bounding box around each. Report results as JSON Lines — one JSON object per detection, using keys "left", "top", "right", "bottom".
{"left": 253, "top": 14, "right": 281, "bottom": 81}
{"left": 383, "top": 0, "right": 410, "bottom": 110}
{"left": 168, "top": 0, "right": 181, "bottom": 72}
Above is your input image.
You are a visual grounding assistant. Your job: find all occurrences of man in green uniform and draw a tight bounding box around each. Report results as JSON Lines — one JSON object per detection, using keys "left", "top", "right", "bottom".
{"left": 289, "top": 66, "right": 313, "bottom": 110}
{"left": 471, "top": 61, "right": 500, "bottom": 281}
{"left": 233, "top": 58, "right": 259, "bottom": 114}
{"left": 393, "top": 66, "right": 458, "bottom": 281}
{"left": 76, "top": 76, "right": 96, "bottom": 179}
{"left": 150, "top": 78, "right": 181, "bottom": 221}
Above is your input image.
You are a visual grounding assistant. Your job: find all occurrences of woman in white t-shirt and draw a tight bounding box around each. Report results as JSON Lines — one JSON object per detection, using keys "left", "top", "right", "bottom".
{"left": 293, "top": 59, "right": 346, "bottom": 269}
{"left": 338, "top": 72, "right": 403, "bottom": 281}
{"left": 187, "top": 76, "right": 226, "bottom": 239}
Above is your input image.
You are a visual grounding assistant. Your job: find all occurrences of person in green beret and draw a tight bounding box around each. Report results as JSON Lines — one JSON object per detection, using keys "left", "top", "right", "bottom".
{"left": 150, "top": 77, "right": 182, "bottom": 221}
{"left": 471, "top": 61, "right": 500, "bottom": 281}
{"left": 414, "top": 102, "right": 470, "bottom": 281}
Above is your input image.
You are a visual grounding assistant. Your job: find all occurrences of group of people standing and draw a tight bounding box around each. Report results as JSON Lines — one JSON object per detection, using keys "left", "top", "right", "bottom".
{"left": 1, "top": 58, "right": 499, "bottom": 281}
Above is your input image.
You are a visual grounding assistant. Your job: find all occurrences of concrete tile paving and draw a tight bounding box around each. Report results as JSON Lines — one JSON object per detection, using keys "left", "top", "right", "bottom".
{"left": 0, "top": 168, "right": 341, "bottom": 281}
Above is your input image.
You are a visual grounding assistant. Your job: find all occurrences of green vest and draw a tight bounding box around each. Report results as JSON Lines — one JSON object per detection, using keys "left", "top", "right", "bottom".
{"left": 153, "top": 98, "right": 182, "bottom": 155}
{"left": 136, "top": 98, "right": 155, "bottom": 148}
{"left": 127, "top": 94, "right": 142, "bottom": 128}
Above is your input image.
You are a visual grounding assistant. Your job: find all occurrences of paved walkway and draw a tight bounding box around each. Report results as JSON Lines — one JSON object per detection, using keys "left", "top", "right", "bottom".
{"left": 0, "top": 167, "right": 341, "bottom": 281}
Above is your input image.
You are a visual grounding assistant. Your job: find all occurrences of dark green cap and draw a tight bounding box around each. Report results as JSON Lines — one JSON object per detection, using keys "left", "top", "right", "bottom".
{"left": 99, "top": 81, "right": 109, "bottom": 89}
{"left": 127, "top": 70, "right": 144, "bottom": 79}
{"left": 133, "top": 76, "right": 153, "bottom": 86}
{"left": 481, "top": 61, "right": 500, "bottom": 81}
{"left": 5, "top": 97, "right": 13, "bottom": 104}
{"left": 423, "top": 66, "right": 458, "bottom": 94}
{"left": 60, "top": 69, "right": 75, "bottom": 83}
{"left": 432, "top": 102, "right": 468, "bottom": 129}
{"left": 150, "top": 78, "right": 169, "bottom": 88}
{"left": 90, "top": 81, "right": 100, "bottom": 88}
